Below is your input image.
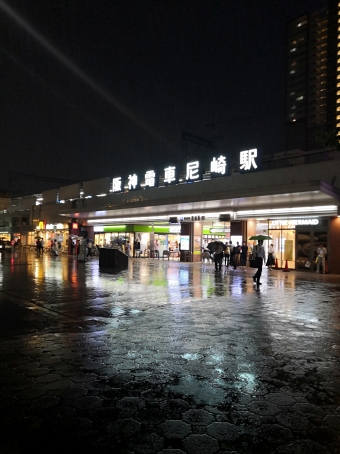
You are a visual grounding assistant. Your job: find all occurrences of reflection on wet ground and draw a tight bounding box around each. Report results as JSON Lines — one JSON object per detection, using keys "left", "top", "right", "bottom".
{"left": 0, "top": 252, "right": 340, "bottom": 453}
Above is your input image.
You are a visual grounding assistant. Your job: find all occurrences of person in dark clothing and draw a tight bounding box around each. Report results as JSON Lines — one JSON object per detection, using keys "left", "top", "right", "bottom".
{"left": 214, "top": 251, "right": 224, "bottom": 271}
{"left": 252, "top": 240, "right": 266, "bottom": 288}
{"left": 230, "top": 242, "right": 238, "bottom": 269}
{"left": 240, "top": 242, "right": 248, "bottom": 269}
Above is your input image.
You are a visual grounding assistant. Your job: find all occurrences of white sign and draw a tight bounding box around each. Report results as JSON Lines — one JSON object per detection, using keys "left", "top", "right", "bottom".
{"left": 128, "top": 174, "right": 138, "bottom": 190}
{"left": 169, "top": 226, "right": 181, "bottom": 233}
{"left": 186, "top": 161, "right": 200, "bottom": 180}
{"left": 112, "top": 177, "right": 122, "bottom": 193}
{"left": 210, "top": 156, "right": 227, "bottom": 175}
{"left": 293, "top": 219, "right": 319, "bottom": 226}
{"left": 164, "top": 166, "right": 177, "bottom": 184}
{"left": 240, "top": 148, "right": 258, "bottom": 171}
{"left": 46, "top": 223, "right": 64, "bottom": 230}
{"left": 145, "top": 170, "right": 156, "bottom": 187}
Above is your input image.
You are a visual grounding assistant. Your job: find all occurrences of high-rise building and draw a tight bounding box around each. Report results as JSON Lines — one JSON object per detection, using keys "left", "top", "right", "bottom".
{"left": 286, "top": 0, "right": 338, "bottom": 150}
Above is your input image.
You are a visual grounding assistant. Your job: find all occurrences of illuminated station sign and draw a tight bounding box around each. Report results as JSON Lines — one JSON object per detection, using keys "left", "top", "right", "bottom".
{"left": 111, "top": 149, "right": 260, "bottom": 193}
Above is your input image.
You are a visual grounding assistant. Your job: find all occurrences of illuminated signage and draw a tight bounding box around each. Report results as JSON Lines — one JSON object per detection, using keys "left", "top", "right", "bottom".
{"left": 128, "top": 173, "right": 139, "bottom": 191}
{"left": 210, "top": 155, "right": 228, "bottom": 177}
{"left": 169, "top": 226, "right": 181, "bottom": 233}
{"left": 210, "top": 228, "right": 229, "bottom": 233}
{"left": 112, "top": 177, "right": 122, "bottom": 193}
{"left": 46, "top": 223, "right": 66, "bottom": 230}
{"left": 293, "top": 219, "right": 319, "bottom": 226}
{"left": 240, "top": 148, "right": 260, "bottom": 172}
{"left": 145, "top": 170, "right": 156, "bottom": 188}
{"left": 186, "top": 161, "right": 201, "bottom": 181}
{"left": 164, "top": 166, "right": 178, "bottom": 185}
{"left": 109, "top": 149, "right": 259, "bottom": 193}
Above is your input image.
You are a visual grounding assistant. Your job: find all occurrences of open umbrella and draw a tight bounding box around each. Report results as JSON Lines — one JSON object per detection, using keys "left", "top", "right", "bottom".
{"left": 249, "top": 235, "right": 272, "bottom": 241}
{"left": 207, "top": 241, "right": 225, "bottom": 254}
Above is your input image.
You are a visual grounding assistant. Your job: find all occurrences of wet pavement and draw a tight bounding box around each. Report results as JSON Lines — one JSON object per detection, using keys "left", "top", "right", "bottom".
{"left": 0, "top": 252, "right": 340, "bottom": 454}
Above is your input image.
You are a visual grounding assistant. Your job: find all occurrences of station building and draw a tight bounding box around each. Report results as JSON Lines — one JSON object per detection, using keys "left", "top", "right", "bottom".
{"left": 1, "top": 147, "right": 340, "bottom": 273}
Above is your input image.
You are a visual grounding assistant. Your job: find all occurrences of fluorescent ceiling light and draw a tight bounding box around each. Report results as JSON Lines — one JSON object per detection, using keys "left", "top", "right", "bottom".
{"left": 236, "top": 205, "right": 337, "bottom": 217}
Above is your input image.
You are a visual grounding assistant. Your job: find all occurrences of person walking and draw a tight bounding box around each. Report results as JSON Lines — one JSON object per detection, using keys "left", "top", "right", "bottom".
{"left": 316, "top": 243, "right": 327, "bottom": 273}
{"left": 214, "top": 251, "right": 224, "bottom": 271}
{"left": 36, "top": 239, "right": 41, "bottom": 255}
{"left": 252, "top": 240, "right": 266, "bottom": 288}
{"left": 86, "top": 239, "right": 93, "bottom": 259}
{"left": 125, "top": 241, "right": 131, "bottom": 257}
{"left": 230, "top": 241, "right": 238, "bottom": 270}
{"left": 266, "top": 244, "right": 275, "bottom": 269}
{"left": 224, "top": 243, "right": 230, "bottom": 267}
{"left": 40, "top": 239, "right": 45, "bottom": 255}
{"left": 240, "top": 241, "right": 248, "bottom": 269}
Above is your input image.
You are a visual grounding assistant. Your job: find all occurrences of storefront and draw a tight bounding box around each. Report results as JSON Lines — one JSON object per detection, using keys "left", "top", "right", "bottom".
{"left": 250, "top": 218, "right": 329, "bottom": 271}
{"left": 94, "top": 225, "right": 181, "bottom": 258}
{"left": 32, "top": 222, "right": 69, "bottom": 248}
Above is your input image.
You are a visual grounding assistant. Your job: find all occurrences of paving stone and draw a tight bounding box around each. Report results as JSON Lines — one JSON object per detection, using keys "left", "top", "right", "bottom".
{"left": 34, "top": 373, "right": 61, "bottom": 384}
{"left": 130, "top": 432, "right": 164, "bottom": 453}
{"left": 116, "top": 397, "right": 145, "bottom": 412}
{"left": 259, "top": 423, "right": 293, "bottom": 445}
{"left": 107, "top": 418, "right": 141, "bottom": 436}
{"left": 182, "top": 434, "right": 219, "bottom": 454}
{"left": 248, "top": 400, "right": 281, "bottom": 416}
{"left": 56, "top": 387, "right": 87, "bottom": 399}
{"left": 29, "top": 395, "right": 59, "bottom": 410}
{"left": 160, "top": 420, "right": 191, "bottom": 439}
{"left": 206, "top": 421, "right": 240, "bottom": 441}
{"left": 72, "top": 396, "right": 103, "bottom": 410}
{"left": 265, "top": 393, "right": 296, "bottom": 406}
{"left": 182, "top": 409, "right": 215, "bottom": 425}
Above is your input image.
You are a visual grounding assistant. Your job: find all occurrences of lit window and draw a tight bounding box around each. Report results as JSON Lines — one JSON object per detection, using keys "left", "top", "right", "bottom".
{"left": 290, "top": 92, "right": 295, "bottom": 95}
{"left": 337, "top": 107, "right": 340, "bottom": 111}
{"left": 337, "top": 82, "right": 340, "bottom": 87}
{"left": 337, "top": 115, "right": 340, "bottom": 120}
{"left": 290, "top": 70, "right": 296, "bottom": 74}
{"left": 296, "top": 96, "right": 304, "bottom": 101}
{"left": 290, "top": 48, "right": 296, "bottom": 52}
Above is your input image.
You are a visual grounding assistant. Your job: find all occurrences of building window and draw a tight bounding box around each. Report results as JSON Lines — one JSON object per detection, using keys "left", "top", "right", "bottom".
{"left": 296, "top": 96, "right": 304, "bottom": 101}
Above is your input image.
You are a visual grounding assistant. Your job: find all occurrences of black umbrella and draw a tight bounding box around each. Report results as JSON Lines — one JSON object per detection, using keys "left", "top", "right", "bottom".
{"left": 207, "top": 241, "right": 225, "bottom": 254}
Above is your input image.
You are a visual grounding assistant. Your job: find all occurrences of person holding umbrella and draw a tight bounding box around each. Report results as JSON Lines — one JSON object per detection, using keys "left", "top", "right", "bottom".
{"left": 207, "top": 241, "right": 224, "bottom": 271}
{"left": 252, "top": 240, "right": 266, "bottom": 288}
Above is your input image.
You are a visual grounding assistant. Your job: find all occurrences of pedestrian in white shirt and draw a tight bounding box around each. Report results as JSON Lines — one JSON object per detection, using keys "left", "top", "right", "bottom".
{"left": 316, "top": 244, "right": 327, "bottom": 274}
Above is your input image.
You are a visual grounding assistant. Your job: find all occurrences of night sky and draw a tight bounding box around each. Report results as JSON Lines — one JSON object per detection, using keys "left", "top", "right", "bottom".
{"left": 0, "top": 0, "right": 329, "bottom": 194}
